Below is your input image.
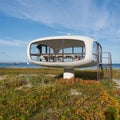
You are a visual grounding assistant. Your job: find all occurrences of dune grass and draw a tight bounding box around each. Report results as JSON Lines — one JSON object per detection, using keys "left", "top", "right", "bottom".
{"left": 0, "top": 68, "right": 120, "bottom": 79}
{"left": 0, "top": 68, "right": 120, "bottom": 120}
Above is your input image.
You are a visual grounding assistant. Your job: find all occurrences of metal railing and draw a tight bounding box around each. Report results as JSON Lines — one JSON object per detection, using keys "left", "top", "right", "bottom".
{"left": 97, "top": 52, "right": 112, "bottom": 81}
{"left": 30, "top": 53, "right": 85, "bottom": 62}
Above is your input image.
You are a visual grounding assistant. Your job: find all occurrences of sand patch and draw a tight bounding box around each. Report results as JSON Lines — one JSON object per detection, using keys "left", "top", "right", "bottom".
{"left": 0, "top": 75, "right": 7, "bottom": 81}
{"left": 113, "top": 79, "right": 120, "bottom": 89}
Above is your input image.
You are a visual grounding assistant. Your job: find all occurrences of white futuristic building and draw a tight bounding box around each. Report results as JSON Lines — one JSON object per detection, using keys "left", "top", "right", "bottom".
{"left": 27, "top": 35, "right": 102, "bottom": 79}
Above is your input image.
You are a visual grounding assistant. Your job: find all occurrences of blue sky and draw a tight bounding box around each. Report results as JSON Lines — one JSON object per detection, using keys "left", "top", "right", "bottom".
{"left": 0, "top": 0, "right": 120, "bottom": 63}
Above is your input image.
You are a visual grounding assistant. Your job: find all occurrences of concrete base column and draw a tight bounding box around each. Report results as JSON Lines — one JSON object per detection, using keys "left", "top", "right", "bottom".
{"left": 63, "top": 68, "right": 74, "bottom": 79}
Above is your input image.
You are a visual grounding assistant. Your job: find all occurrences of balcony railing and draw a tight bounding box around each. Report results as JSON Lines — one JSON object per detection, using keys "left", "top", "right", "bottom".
{"left": 30, "top": 53, "right": 85, "bottom": 62}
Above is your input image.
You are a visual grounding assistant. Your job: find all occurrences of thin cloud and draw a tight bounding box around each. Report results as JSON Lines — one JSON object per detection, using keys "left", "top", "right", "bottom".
{"left": 0, "top": 0, "right": 120, "bottom": 43}
{"left": 0, "top": 51, "right": 6, "bottom": 55}
{"left": 0, "top": 39, "right": 28, "bottom": 47}
{"left": 0, "top": 0, "right": 112, "bottom": 29}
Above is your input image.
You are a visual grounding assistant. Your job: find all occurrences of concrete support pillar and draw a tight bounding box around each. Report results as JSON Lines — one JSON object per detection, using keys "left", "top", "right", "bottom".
{"left": 63, "top": 68, "right": 74, "bottom": 79}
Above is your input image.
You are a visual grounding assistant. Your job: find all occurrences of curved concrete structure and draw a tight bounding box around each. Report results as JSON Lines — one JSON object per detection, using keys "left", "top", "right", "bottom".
{"left": 27, "top": 35, "right": 102, "bottom": 78}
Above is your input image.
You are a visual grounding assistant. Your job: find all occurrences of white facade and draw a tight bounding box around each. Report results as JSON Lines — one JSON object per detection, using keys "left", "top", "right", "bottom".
{"left": 27, "top": 35, "right": 102, "bottom": 78}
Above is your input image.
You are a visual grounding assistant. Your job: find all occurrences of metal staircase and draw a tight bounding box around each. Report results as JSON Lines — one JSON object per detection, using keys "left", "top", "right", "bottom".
{"left": 97, "top": 52, "right": 112, "bottom": 81}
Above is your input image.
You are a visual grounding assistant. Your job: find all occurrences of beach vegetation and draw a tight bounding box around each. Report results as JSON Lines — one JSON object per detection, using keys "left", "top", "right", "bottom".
{"left": 0, "top": 68, "right": 120, "bottom": 119}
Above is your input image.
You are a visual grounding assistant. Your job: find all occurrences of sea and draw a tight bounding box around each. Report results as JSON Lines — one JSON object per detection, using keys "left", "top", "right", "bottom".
{"left": 0, "top": 62, "right": 120, "bottom": 69}
{"left": 0, "top": 62, "right": 39, "bottom": 68}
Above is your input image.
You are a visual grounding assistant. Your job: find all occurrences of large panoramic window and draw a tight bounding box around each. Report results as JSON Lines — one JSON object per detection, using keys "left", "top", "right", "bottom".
{"left": 30, "top": 40, "right": 86, "bottom": 62}
{"left": 30, "top": 43, "right": 39, "bottom": 54}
